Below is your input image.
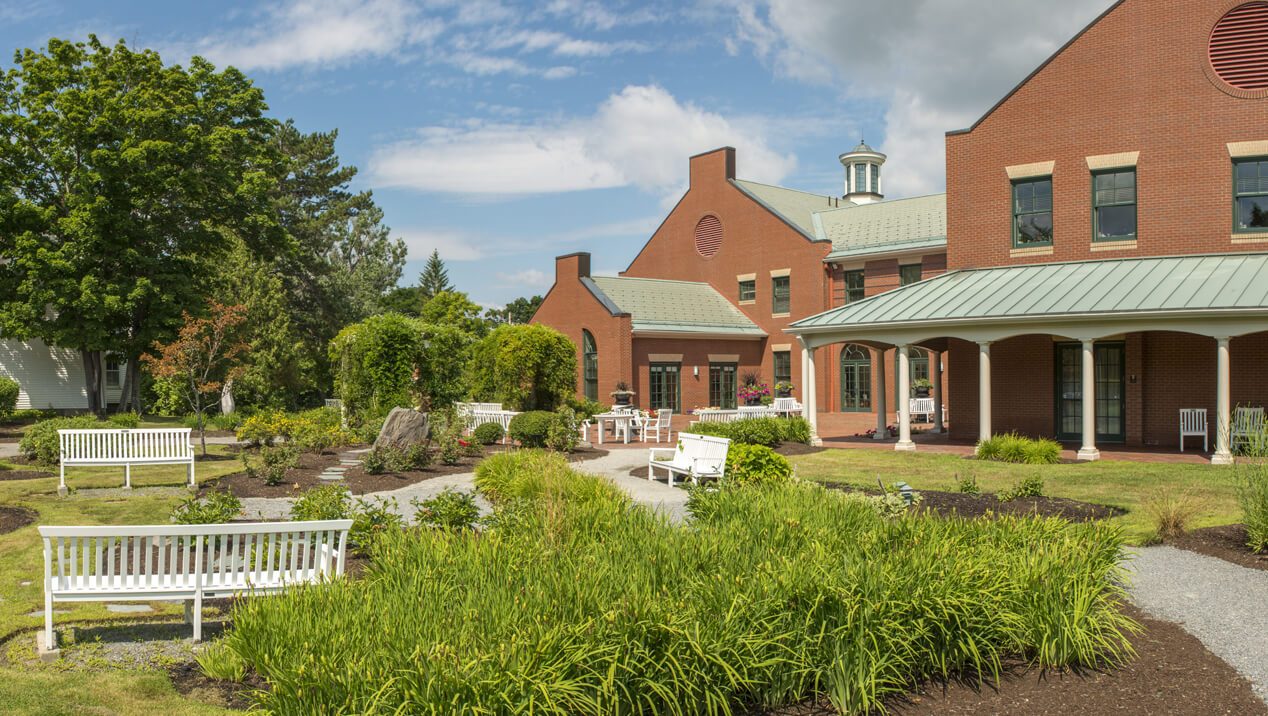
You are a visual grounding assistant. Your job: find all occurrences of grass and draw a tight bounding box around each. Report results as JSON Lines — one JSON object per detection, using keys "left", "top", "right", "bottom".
{"left": 788, "top": 449, "right": 1240, "bottom": 544}
{"left": 0, "top": 444, "right": 244, "bottom": 715}
{"left": 216, "top": 451, "right": 1134, "bottom": 714}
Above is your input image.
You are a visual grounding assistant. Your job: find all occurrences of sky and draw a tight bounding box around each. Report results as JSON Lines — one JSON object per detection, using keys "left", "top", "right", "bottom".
{"left": 0, "top": 0, "right": 1115, "bottom": 307}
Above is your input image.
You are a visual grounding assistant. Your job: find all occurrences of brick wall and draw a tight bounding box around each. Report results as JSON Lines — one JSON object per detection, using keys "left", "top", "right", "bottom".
{"left": 630, "top": 337, "right": 765, "bottom": 412}
{"left": 946, "top": 0, "right": 1268, "bottom": 270}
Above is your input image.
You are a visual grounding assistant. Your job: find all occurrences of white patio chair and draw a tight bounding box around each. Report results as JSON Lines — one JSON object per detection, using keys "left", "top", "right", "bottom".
{"left": 910, "top": 397, "right": 934, "bottom": 423}
{"left": 1232, "top": 407, "right": 1266, "bottom": 451}
{"left": 1179, "top": 409, "right": 1207, "bottom": 453}
{"left": 773, "top": 397, "right": 803, "bottom": 417}
{"left": 632, "top": 409, "right": 673, "bottom": 443}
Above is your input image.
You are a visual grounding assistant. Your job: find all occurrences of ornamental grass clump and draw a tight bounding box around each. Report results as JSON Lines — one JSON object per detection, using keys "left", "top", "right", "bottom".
{"left": 976, "top": 433, "right": 1062, "bottom": 465}
{"left": 1237, "top": 461, "right": 1268, "bottom": 552}
{"left": 218, "top": 452, "right": 1135, "bottom": 714}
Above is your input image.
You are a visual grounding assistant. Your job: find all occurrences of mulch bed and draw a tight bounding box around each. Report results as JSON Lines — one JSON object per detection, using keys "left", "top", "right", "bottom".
{"left": 167, "top": 662, "right": 267, "bottom": 711}
{"left": 821, "top": 484, "right": 1123, "bottom": 523}
{"left": 750, "top": 606, "right": 1266, "bottom": 715}
{"left": 1167, "top": 523, "right": 1268, "bottom": 572}
{"left": 0, "top": 505, "right": 35, "bottom": 535}
{"left": 0, "top": 468, "right": 54, "bottom": 482}
{"left": 204, "top": 444, "right": 611, "bottom": 498}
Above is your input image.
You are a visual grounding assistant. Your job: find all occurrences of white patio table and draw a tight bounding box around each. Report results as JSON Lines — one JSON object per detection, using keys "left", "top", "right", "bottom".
{"left": 593, "top": 412, "right": 634, "bottom": 445}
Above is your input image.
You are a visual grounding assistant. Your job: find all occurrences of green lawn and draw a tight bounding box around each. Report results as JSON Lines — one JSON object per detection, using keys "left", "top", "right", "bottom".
{"left": 0, "top": 447, "right": 244, "bottom": 715}
{"left": 788, "top": 448, "right": 1241, "bottom": 544}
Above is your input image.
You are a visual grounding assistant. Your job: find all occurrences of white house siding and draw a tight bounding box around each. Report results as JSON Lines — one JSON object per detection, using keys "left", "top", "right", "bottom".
{"left": 0, "top": 338, "right": 101, "bottom": 410}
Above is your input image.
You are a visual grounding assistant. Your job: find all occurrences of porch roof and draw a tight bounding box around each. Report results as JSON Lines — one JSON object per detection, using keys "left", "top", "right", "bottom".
{"left": 589, "top": 276, "right": 766, "bottom": 338}
{"left": 787, "top": 253, "right": 1268, "bottom": 344}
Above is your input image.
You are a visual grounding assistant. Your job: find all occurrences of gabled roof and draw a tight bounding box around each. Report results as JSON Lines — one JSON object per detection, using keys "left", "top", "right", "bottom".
{"left": 790, "top": 253, "right": 1268, "bottom": 333}
{"left": 731, "top": 179, "right": 845, "bottom": 240}
{"left": 814, "top": 193, "right": 947, "bottom": 260}
{"left": 590, "top": 276, "right": 765, "bottom": 337}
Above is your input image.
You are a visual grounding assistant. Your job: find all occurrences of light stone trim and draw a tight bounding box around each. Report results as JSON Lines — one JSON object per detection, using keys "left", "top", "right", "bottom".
{"left": 736, "top": 272, "right": 756, "bottom": 281}
{"left": 708, "top": 354, "right": 739, "bottom": 363}
{"left": 738, "top": 300, "right": 755, "bottom": 306}
{"left": 770, "top": 343, "right": 791, "bottom": 352}
{"left": 1009, "top": 245, "right": 1054, "bottom": 258}
{"left": 1085, "top": 151, "right": 1139, "bottom": 170}
{"left": 1227, "top": 140, "right": 1268, "bottom": 158}
{"left": 1232, "top": 233, "right": 1268, "bottom": 244}
{"left": 1091, "top": 240, "right": 1137, "bottom": 252}
{"left": 1004, "top": 160, "right": 1055, "bottom": 180}
{"left": 648, "top": 353, "right": 682, "bottom": 362}
{"left": 769, "top": 268, "right": 791, "bottom": 277}
{"left": 772, "top": 313, "right": 790, "bottom": 319}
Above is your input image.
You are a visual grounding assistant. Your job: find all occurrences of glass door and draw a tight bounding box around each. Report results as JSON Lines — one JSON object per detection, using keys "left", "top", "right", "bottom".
{"left": 649, "top": 363, "right": 680, "bottom": 412}
{"left": 839, "top": 345, "right": 871, "bottom": 412}
{"left": 709, "top": 363, "right": 737, "bottom": 409}
{"left": 1055, "top": 342, "right": 1125, "bottom": 442}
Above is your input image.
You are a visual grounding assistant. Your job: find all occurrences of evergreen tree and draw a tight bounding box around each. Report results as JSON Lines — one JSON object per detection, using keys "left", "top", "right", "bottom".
{"left": 418, "top": 250, "right": 453, "bottom": 301}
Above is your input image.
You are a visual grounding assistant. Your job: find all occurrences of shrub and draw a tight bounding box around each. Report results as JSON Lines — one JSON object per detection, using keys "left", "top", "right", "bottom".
{"left": 564, "top": 397, "right": 606, "bottom": 422}
{"left": 221, "top": 468, "right": 1136, "bottom": 715}
{"left": 170, "top": 490, "right": 242, "bottom": 524}
{"left": 998, "top": 474, "right": 1045, "bottom": 502}
{"left": 404, "top": 443, "right": 432, "bottom": 471}
{"left": 290, "top": 484, "right": 351, "bottom": 522}
{"left": 474, "top": 450, "right": 625, "bottom": 507}
{"left": 956, "top": 472, "right": 980, "bottom": 494}
{"left": 0, "top": 377, "right": 20, "bottom": 419}
{"left": 465, "top": 324, "right": 577, "bottom": 411}
{"left": 472, "top": 422, "right": 504, "bottom": 445}
{"left": 690, "top": 417, "right": 811, "bottom": 447}
{"left": 545, "top": 408, "right": 580, "bottom": 453}
{"left": 1144, "top": 487, "right": 1202, "bottom": 541}
{"left": 508, "top": 411, "right": 555, "bottom": 448}
{"left": 781, "top": 417, "right": 812, "bottom": 445}
{"left": 867, "top": 488, "right": 923, "bottom": 519}
{"left": 19, "top": 416, "right": 112, "bottom": 464}
{"left": 196, "top": 641, "right": 246, "bottom": 683}
{"left": 363, "top": 445, "right": 428, "bottom": 475}
{"left": 106, "top": 412, "right": 141, "bottom": 428}
{"left": 977, "top": 432, "right": 1062, "bottom": 465}
{"left": 413, "top": 488, "right": 480, "bottom": 530}
{"left": 725, "top": 444, "right": 793, "bottom": 486}
{"left": 1237, "top": 463, "right": 1268, "bottom": 552}
{"left": 362, "top": 447, "right": 390, "bottom": 475}
{"left": 244, "top": 446, "right": 299, "bottom": 486}
{"left": 350, "top": 497, "right": 404, "bottom": 552}
{"left": 237, "top": 411, "right": 285, "bottom": 447}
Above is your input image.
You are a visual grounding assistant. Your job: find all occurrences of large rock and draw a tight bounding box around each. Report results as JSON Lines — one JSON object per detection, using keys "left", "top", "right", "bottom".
{"left": 374, "top": 408, "right": 430, "bottom": 450}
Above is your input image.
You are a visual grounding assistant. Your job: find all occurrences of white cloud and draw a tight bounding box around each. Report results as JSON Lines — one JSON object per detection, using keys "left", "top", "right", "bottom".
{"left": 397, "top": 229, "right": 486, "bottom": 261}
{"left": 727, "top": 0, "right": 1115, "bottom": 195}
{"left": 370, "top": 84, "right": 796, "bottom": 197}
{"left": 496, "top": 268, "right": 551, "bottom": 287}
{"left": 183, "top": 0, "right": 441, "bottom": 72}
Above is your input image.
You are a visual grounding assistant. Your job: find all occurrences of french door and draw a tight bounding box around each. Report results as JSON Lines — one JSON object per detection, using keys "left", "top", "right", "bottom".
{"left": 1055, "top": 342, "right": 1125, "bottom": 442}
{"left": 839, "top": 345, "right": 871, "bottom": 412}
{"left": 709, "top": 363, "right": 737, "bottom": 409}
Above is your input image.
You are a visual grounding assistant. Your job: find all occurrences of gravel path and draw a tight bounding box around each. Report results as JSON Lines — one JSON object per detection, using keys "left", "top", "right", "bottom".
{"left": 1129, "top": 545, "right": 1268, "bottom": 702}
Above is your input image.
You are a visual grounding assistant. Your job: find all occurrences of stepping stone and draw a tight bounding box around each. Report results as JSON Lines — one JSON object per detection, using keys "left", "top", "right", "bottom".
{"left": 318, "top": 473, "right": 345, "bottom": 481}
{"left": 19, "top": 580, "right": 31, "bottom": 587}
{"left": 26, "top": 610, "right": 68, "bottom": 617}
{"left": 105, "top": 604, "right": 152, "bottom": 614}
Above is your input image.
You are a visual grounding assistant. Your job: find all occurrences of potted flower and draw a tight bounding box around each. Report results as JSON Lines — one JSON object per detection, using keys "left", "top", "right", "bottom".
{"left": 913, "top": 378, "right": 932, "bottom": 398}
{"left": 610, "top": 380, "right": 635, "bottom": 406}
{"left": 774, "top": 380, "right": 794, "bottom": 398}
{"left": 738, "top": 372, "right": 770, "bottom": 406}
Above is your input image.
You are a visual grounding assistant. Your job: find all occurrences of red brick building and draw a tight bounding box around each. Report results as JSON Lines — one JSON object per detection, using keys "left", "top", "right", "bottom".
{"left": 534, "top": 143, "right": 948, "bottom": 436}
{"left": 789, "top": 0, "right": 1268, "bottom": 463}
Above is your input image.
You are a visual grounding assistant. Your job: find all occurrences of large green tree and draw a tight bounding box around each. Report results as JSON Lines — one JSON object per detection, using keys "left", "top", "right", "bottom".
{"left": 485, "top": 294, "right": 544, "bottom": 326}
{"left": 270, "top": 120, "right": 407, "bottom": 399}
{"left": 466, "top": 324, "right": 576, "bottom": 411}
{"left": 418, "top": 250, "right": 452, "bottom": 301}
{"left": 420, "top": 290, "right": 488, "bottom": 337}
{"left": 0, "top": 37, "right": 283, "bottom": 412}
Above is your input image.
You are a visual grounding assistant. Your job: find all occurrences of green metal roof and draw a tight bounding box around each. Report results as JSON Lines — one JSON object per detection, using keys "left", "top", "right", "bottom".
{"left": 731, "top": 179, "right": 843, "bottom": 239}
{"left": 591, "top": 276, "right": 765, "bottom": 337}
{"left": 816, "top": 193, "right": 946, "bottom": 259}
{"left": 790, "top": 253, "right": 1268, "bottom": 331}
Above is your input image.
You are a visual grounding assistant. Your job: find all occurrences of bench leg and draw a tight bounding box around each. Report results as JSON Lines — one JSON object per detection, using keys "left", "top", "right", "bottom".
{"left": 192, "top": 590, "right": 203, "bottom": 643}
{"left": 123, "top": 464, "right": 131, "bottom": 490}
{"left": 58, "top": 463, "right": 67, "bottom": 497}
{"left": 188, "top": 461, "right": 196, "bottom": 489}
{"left": 184, "top": 599, "right": 193, "bottom": 624}
{"left": 44, "top": 593, "right": 54, "bottom": 651}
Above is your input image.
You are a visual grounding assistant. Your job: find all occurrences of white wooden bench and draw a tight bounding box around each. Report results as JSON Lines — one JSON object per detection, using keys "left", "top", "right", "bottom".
{"left": 38, "top": 519, "right": 353, "bottom": 651}
{"left": 58, "top": 428, "right": 196, "bottom": 496}
{"left": 648, "top": 433, "right": 731, "bottom": 487}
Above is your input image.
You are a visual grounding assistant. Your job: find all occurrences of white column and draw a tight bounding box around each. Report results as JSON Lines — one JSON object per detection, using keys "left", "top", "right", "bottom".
{"left": 800, "top": 346, "right": 809, "bottom": 405}
{"left": 1077, "top": 339, "right": 1100, "bottom": 461}
{"left": 978, "top": 342, "right": 992, "bottom": 443}
{"left": 800, "top": 338, "right": 822, "bottom": 447}
{"left": 931, "top": 350, "right": 944, "bottom": 434}
{"left": 1213, "top": 336, "right": 1233, "bottom": 465}
{"left": 896, "top": 345, "right": 915, "bottom": 451}
{"left": 873, "top": 348, "right": 888, "bottom": 440}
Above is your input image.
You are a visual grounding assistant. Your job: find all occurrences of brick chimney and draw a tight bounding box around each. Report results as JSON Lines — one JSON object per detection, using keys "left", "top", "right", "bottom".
{"left": 689, "top": 147, "right": 736, "bottom": 189}
{"left": 555, "top": 251, "right": 591, "bottom": 281}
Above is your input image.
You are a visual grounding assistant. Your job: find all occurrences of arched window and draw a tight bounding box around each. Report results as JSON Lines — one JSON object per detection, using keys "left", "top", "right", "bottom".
{"left": 582, "top": 330, "right": 598, "bottom": 402}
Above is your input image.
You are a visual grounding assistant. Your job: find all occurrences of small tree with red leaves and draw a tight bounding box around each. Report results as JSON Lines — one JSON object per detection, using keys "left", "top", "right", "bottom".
{"left": 143, "top": 302, "right": 248, "bottom": 456}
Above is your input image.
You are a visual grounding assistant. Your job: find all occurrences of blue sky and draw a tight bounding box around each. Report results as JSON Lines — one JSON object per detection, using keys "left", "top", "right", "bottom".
{"left": 0, "top": 0, "right": 1113, "bottom": 307}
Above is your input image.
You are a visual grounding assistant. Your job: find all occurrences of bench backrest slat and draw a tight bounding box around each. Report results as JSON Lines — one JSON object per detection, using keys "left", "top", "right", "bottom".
{"left": 58, "top": 428, "right": 194, "bottom": 462}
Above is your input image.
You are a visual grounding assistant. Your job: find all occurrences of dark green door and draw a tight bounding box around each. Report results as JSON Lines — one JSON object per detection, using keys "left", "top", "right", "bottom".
{"left": 1055, "top": 342, "right": 1125, "bottom": 442}
{"left": 709, "top": 363, "right": 737, "bottom": 409}
{"left": 839, "top": 345, "right": 871, "bottom": 412}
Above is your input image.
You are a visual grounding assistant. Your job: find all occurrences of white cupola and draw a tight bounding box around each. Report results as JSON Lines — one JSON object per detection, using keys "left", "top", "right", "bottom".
{"left": 839, "top": 140, "right": 886, "bottom": 204}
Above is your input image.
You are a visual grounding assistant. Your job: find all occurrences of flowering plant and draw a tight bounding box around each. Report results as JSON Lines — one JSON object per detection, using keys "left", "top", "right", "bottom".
{"left": 737, "top": 382, "right": 771, "bottom": 401}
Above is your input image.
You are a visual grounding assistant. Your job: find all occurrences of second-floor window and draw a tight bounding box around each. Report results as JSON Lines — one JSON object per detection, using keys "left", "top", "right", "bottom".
{"left": 1093, "top": 169, "right": 1137, "bottom": 241}
{"left": 772, "top": 276, "right": 790, "bottom": 314}
{"left": 1235, "top": 158, "right": 1268, "bottom": 232}
{"left": 738, "top": 279, "right": 755, "bottom": 302}
{"left": 844, "top": 270, "right": 864, "bottom": 303}
{"left": 1012, "top": 177, "right": 1053, "bottom": 247}
{"left": 899, "top": 263, "right": 922, "bottom": 286}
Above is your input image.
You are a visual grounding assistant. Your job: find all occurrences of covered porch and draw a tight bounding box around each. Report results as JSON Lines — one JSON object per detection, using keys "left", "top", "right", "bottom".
{"left": 787, "top": 255, "right": 1268, "bottom": 464}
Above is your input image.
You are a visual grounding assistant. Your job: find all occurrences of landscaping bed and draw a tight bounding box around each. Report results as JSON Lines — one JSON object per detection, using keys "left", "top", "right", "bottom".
{"left": 167, "top": 661, "right": 265, "bottom": 711}
{"left": 1167, "top": 523, "right": 1268, "bottom": 572}
{"left": 0, "top": 468, "right": 54, "bottom": 482}
{"left": 0, "top": 505, "right": 34, "bottom": 535}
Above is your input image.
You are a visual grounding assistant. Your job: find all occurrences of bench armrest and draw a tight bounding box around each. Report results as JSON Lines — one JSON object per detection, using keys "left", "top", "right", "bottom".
{"left": 690, "top": 457, "right": 724, "bottom": 475}
{"left": 648, "top": 447, "right": 677, "bottom": 461}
